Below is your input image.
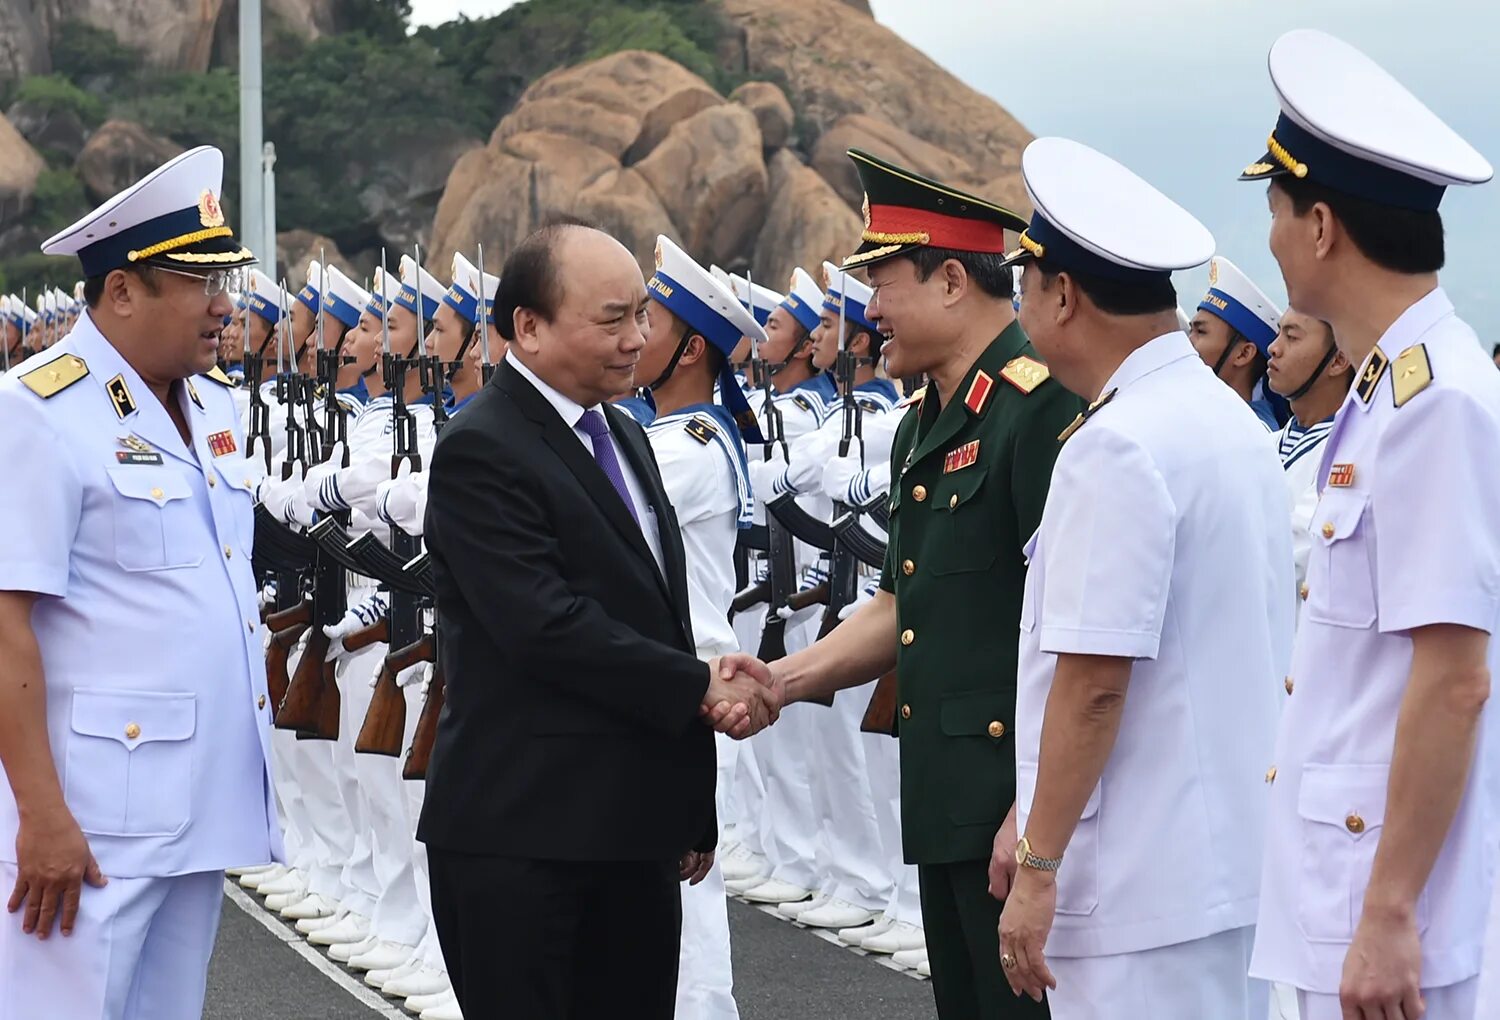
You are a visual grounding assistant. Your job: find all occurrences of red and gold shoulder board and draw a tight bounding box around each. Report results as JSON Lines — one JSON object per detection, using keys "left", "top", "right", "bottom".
{"left": 1000, "top": 356, "right": 1049, "bottom": 395}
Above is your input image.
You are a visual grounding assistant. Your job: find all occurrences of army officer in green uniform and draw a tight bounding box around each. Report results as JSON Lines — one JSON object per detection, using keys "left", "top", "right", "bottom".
{"left": 757, "top": 151, "right": 1082, "bottom": 1018}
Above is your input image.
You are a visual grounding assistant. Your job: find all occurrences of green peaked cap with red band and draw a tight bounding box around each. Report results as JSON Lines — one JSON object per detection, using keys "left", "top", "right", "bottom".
{"left": 842, "top": 148, "right": 1029, "bottom": 271}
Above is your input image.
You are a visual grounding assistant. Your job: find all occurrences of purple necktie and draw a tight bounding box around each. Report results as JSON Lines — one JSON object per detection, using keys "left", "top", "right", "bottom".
{"left": 579, "top": 409, "right": 639, "bottom": 524}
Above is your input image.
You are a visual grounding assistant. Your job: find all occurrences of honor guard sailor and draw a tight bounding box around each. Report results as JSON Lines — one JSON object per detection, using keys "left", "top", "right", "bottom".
{"left": 1187, "top": 255, "right": 1286, "bottom": 430}
{"left": 0, "top": 145, "right": 279, "bottom": 1020}
{"left": 1235, "top": 30, "right": 1500, "bottom": 1020}
{"left": 997, "top": 137, "right": 1292, "bottom": 1020}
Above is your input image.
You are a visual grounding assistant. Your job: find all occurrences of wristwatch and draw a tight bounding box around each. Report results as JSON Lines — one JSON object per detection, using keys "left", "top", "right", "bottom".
{"left": 1015, "top": 835, "right": 1063, "bottom": 873}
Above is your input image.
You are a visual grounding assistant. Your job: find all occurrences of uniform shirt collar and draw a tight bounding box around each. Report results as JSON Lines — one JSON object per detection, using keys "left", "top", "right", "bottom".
{"left": 1100, "top": 330, "right": 1197, "bottom": 398}
{"left": 508, "top": 353, "right": 594, "bottom": 428}
{"left": 1350, "top": 286, "right": 1453, "bottom": 416}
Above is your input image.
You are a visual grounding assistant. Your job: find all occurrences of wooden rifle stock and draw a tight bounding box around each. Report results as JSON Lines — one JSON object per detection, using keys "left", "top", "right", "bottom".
{"left": 314, "top": 657, "right": 340, "bottom": 740}
{"left": 402, "top": 660, "right": 446, "bottom": 781}
{"left": 276, "top": 626, "right": 332, "bottom": 735}
{"left": 265, "top": 621, "right": 309, "bottom": 715}
{"left": 729, "top": 579, "right": 771, "bottom": 618}
{"left": 860, "top": 670, "right": 899, "bottom": 735}
{"left": 342, "top": 617, "right": 389, "bottom": 654}
{"left": 356, "top": 634, "right": 435, "bottom": 756}
{"left": 266, "top": 600, "right": 312, "bottom": 632}
{"left": 785, "top": 581, "right": 829, "bottom": 614}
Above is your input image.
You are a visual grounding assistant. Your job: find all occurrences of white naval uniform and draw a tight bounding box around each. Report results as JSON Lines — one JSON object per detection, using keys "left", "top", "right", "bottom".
{"left": 0, "top": 315, "right": 280, "bottom": 1020}
{"left": 1251, "top": 289, "right": 1500, "bottom": 1015}
{"left": 1016, "top": 331, "right": 1292, "bottom": 1020}
{"left": 645, "top": 406, "right": 749, "bottom": 1020}
{"left": 1276, "top": 415, "right": 1334, "bottom": 599}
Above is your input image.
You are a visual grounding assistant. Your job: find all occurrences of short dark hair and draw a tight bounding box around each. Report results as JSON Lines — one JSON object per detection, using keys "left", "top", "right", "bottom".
{"left": 1273, "top": 177, "right": 1444, "bottom": 275}
{"left": 1038, "top": 265, "right": 1178, "bottom": 317}
{"left": 904, "top": 247, "right": 1013, "bottom": 300}
{"left": 83, "top": 265, "right": 159, "bottom": 308}
{"left": 494, "top": 215, "right": 600, "bottom": 341}
{"left": 1491, "top": 341, "right": 1500, "bottom": 358}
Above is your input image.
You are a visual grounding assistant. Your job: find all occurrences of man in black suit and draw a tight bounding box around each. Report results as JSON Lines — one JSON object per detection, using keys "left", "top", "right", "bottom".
{"left": 419, "top": 221, "right": 780, "bottom": 1018}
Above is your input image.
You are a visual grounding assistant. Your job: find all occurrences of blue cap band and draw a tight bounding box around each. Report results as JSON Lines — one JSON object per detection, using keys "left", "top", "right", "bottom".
{"left": 246, "top": 291, "right": 282, "bottom": 326}
{"left": 323, "top": 290, "right": 361, "bottom": 329}
{"left": 780, "top": 292, "right": 821, "bottom": 333}
{"left": 1269, "top": 113, "right": 1446, "bottom": 212}
{"left": 647, "top": 270, "right": 764, "bottom": 443}
{"left": 295, "top": 284, "right": 320, "bottom": 314}
{"left": 76, "top": 205, "right": 205, "bottom": 278}
{"left": 1023, "top": 213, "right": 1173, "bottom": 286}
{"left": 395, "top": 283, "right": 440, "bottom": 321}
{"left": 821, "top": 292, "right": 878, "bottom": 333}
{"left": 1198, "top": 288, "right": 1276, "bottom": 353}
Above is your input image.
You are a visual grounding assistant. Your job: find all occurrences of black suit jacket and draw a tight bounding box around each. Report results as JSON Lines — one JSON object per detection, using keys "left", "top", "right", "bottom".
{"left": 417, "top": 360, "right": 716, "bottom": 861}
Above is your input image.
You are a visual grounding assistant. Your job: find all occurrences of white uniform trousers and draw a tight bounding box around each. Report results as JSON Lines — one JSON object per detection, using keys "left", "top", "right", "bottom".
{"left": 364, "top": 673, "right": 427, "bottom": 948}
{"left": 404, "top": 679, "right": 446, "bottom": 971}
{"left": 726, "top": 607, "right": 769, "bottom": 854}
{"left": 806, "top": 671, "right": 890, "bottom": 911}
{"left": 279, "top": 644, "right": 353, "bottom": 901}
{"left": 332, "top": 643, "right": 381, "bottom": 916}
{"left": 0, "top": 867, "right": 222, "bottom": 1020}
{"left": 1298, "top": 978, "right": 1476, "bottom": 1020}
{"left": 675, "top": 863, "right": 739, "bottom": 1020}
{"left": 753, "top": 605, "right": 823, "bottom": 890}
{"left": 1047, "top": 925, "right": 1266, "bottom": 1020}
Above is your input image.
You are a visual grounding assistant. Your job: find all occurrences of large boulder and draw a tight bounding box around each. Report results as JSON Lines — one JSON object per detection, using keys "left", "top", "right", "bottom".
{"left": 634, "top": 104, "right": 768, "bottom": 269}
{"left": 0, "top": 111, "right": 45, "bottom": 222}
{"left": 75, "top": 120, "right": 184, "bottom": 203}
{"left": 494, "top": 50, "right": 723, "bottom": 161}
{"left": 753, "top": 150, "right": 861, "bottom": 291}
{"left": 574, "top": 168, "right": 679, "bottom": 276}
{"left": 51, "top": 0, "right": 224, "bottom": 73}
{"left": 353, "top": 124, "right": 479, "bottom": 254}
{"left": 730, "top": 80, "right": 795, "bottom": 152}
{"left": 5, "top": 99, "right": 91, "bottom": 163}
{"left": 0, "top": 0, "right": 51, "bottom": 84}
{"left": 720, "top": 0, "right": 1031, "bottom": 211}
{"left": 275, "top": 230, "right": 355, "bottom": 286}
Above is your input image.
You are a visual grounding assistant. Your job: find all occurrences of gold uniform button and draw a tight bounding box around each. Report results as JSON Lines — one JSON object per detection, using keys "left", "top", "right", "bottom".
{"left": 1321, "top": 521, "right": 1335, "bottom": 539}
{"left": 243, "top": 478, "right": 253, "bottom": 488}
{"left": 150, "top": 486, "right": 164, "bottom": 500}
{"left": 948, "top": 493, "right": 958, "bottom": 509}
{"left": 258, "top": 695, "right": 267, "bottom": 710}
{"left": 207, "top": 475, "right": 217, "bottom": 488}
{"left": 1299, "top": 583, "right": 1309, "bottom": 601}
{"left": 224, "top": 545, "right": 233, "bottom": 559}
{"left": 901, "top": 629, "right": 914, "bottom": 646}
{"left": 900, "top": 704, "right": 911, "bottom": 720}
{"left": 124, "top": 722, "right": 141, "bottom": 740}
{"left": 1284, "top": 676, "right": 1294, "bottom": 695}
{"left": 1265, "top": 766, "right": 1277, "bottom": 784}
{"left": 902, "top": 559, "right": 915, "bottom": 576}
{"left": 912, "top": 485, "right": 927, "bottom": 503}
{"left": 987, "top": 721, "right": 1006, "bottom": 739}
{"left": 1345, "top": 813, "right": 1365, "bottom": 834}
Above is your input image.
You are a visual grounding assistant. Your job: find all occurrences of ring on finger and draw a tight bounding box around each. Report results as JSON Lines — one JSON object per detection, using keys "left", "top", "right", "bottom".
{"left": 1000, "top": 952, "right": 1017, "bottom": 970}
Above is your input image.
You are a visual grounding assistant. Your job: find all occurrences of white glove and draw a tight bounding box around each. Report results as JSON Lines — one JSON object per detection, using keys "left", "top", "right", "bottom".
{"left": 328, "top": 454, "right": 407, "bottom": 521}
{"left": 839, "top": 577, "right": 882, "bottom": 620}
{"left": 376, "top": 470, "right": 429, "bottom": 536}
{"left": 257, "top": 474, "right": 314, "bottom": 527}
{"left": 397, "top": 659, "right": 431, "bottom": 689}
{"left": 322, "top": 592, "right": 389, "bottom": 662}
{"left": 821, "top": 453, "right": 864, "bottom": 504}
{"left": 257, "top": 582, "right": 278, "bottom": 610}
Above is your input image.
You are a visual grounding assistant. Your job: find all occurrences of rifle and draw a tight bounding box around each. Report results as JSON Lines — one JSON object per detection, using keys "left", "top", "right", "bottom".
{"left": 860, "top": 670, "right": 900, "bottom": 736}
{"left": 342, "top": 616, "right": 389, "bottom": 653}
{"left": 356, "top": 631, "right": 435, "bottom": 756}
{"left": 476, "top": 243, "right": 496, "bottom": 385}
{"left": 785, "top": 581, "right": 829, "bottom": 613}
{"left": 820, "top": 283, "right": 864, "bottom": 639}
{"left": 402, "top": 658, "right": 445, "bottom": 781}
{"left": 264, "top": 601, "right": 312, "bottom": 713}
{"left": 750, "top": 280, "right": 798, "bottom": 664}
{"left": 244, "top": 290, "right": 273, "bottom": 473}
{"left": 730, "top": 579, "right": 770, "bottom": 618}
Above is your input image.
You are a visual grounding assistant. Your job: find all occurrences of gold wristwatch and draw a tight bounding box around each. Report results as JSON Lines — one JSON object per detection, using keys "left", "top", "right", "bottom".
{"left": 1015, "top": 835, "right": 1063, "bottom": 873}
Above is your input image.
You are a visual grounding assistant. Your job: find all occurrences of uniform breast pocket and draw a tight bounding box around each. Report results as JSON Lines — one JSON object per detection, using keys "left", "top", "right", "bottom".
{"left": 1296, "top": 763, "right": 1429, "bottom": 943}
{"left": 1306, "top": 490, "right": 1376, "bottom": 629}
{"left": 106, "top": 467, "right": 203, "bottom": 572}
{"left": 212, "top": 456, "right": 259, "bottom": 550}
{"left": 927, "top": 467, "right": 998, "bottom": 575}
{"left": 63, "top": 689, "right": 196, "bottom": 838}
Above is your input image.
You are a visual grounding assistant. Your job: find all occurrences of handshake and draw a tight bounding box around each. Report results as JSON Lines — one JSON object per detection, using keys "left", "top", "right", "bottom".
{"left": 700, "top": 653, "right": 784, "bottom": 740}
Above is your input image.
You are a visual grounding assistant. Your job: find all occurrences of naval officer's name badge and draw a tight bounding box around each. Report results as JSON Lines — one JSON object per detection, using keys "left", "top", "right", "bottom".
{"left": 116, "top": 434, "right": 162, "bottom": 465}
{"left": 944, "top": 439, "right": 980, "bottom": 474}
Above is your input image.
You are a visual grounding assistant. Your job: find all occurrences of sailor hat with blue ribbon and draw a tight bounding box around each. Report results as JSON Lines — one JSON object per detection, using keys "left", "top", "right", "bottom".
{"left": 820, "top": 260, "right": 878, "bottom": 333}
{"left": 7, "top": 296, "right": 37, "bottom": 329}
{"left": 779, "top": 267, "right": 825, "bottom": 334}
{"left": 296, "top": 260, "right": 323, "bottom": 314}
{"left": 245, "top": 268, "right": 284, "bottom": 326}
{"left": 726, "top": 273, "right": 784, "bottom": 327}
{"left": 365, "top": 266, "right": 401, "bottom": 319}
{"left": 443, "top": 252, "right": 500, "bottom": 327}
{"left": 647, "top": 235, "right": 767, "bottom": 443}
{"left": 395, "top": 255, "right": 444, "bottom": 321}
{"left": 41, "top": 146, "right": 255, "bottom": 277}
{"left": 1240, "top": 29, "right": 1491, "bottom": 210}
{"left": 1002, "top": 137, "right": 1215, "bottom": 286}
{"left": 321, "top": 266, "right": 369, "bottom": 329}
{"left": 1197, "top": 256, "right": 1281, "bottom": 355}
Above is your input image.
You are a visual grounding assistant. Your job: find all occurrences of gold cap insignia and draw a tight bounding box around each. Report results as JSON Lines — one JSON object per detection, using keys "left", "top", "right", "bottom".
{"left": 861, "top": 195, "right": 871, "bottom": 230}
{"left": 198, "top": 189, "right": 225, "bottom": 228}
{"left": 1208, "top": 259, "right": 1219, "bottom": 286}
{"left": 653, "top": 240, "right": 663, "bottom": 270}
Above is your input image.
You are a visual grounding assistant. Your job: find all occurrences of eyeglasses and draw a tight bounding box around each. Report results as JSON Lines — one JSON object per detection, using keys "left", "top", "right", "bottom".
{"left": 153, "top": 266, "right": 247, "bottom": 298}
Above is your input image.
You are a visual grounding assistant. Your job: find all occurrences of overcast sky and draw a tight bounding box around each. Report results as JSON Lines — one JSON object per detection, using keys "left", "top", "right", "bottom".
{"left": 408, "top": 0, "right": 1498, "bottom": 333}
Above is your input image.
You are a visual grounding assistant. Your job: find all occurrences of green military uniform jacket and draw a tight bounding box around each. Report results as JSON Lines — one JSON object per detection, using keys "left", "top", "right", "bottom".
{"left": 880, "top": 321, "right": 1082, "bottom": 865}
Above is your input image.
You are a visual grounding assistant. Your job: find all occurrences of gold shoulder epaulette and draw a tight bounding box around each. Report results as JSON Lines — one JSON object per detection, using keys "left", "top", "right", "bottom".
{"left": 204, "top": 365, "right": 237, "bottom": 387}
{"left": 1391, "top": 344, "right": 1433, "bottom": 408}
{"left": 897, "top": 385, "right": 926, "bottom": 408}
{"left": 19, "top": 354, "right": 89, "bottom": 399}
{"left": 685, "top": 415, "right": 718, "bottom": 445}
{"left": 1000, "top": 355, "right": 1050, "bottom": 395}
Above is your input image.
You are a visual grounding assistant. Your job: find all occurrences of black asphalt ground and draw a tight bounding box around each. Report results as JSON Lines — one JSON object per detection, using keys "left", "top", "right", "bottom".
{"left": 205, "top": 889, "right": 938, "bottom": 1019}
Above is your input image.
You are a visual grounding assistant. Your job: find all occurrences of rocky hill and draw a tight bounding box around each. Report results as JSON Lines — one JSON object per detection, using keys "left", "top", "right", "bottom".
{"left": 0, "top": 0, "right": 1032, "bottom": 295}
